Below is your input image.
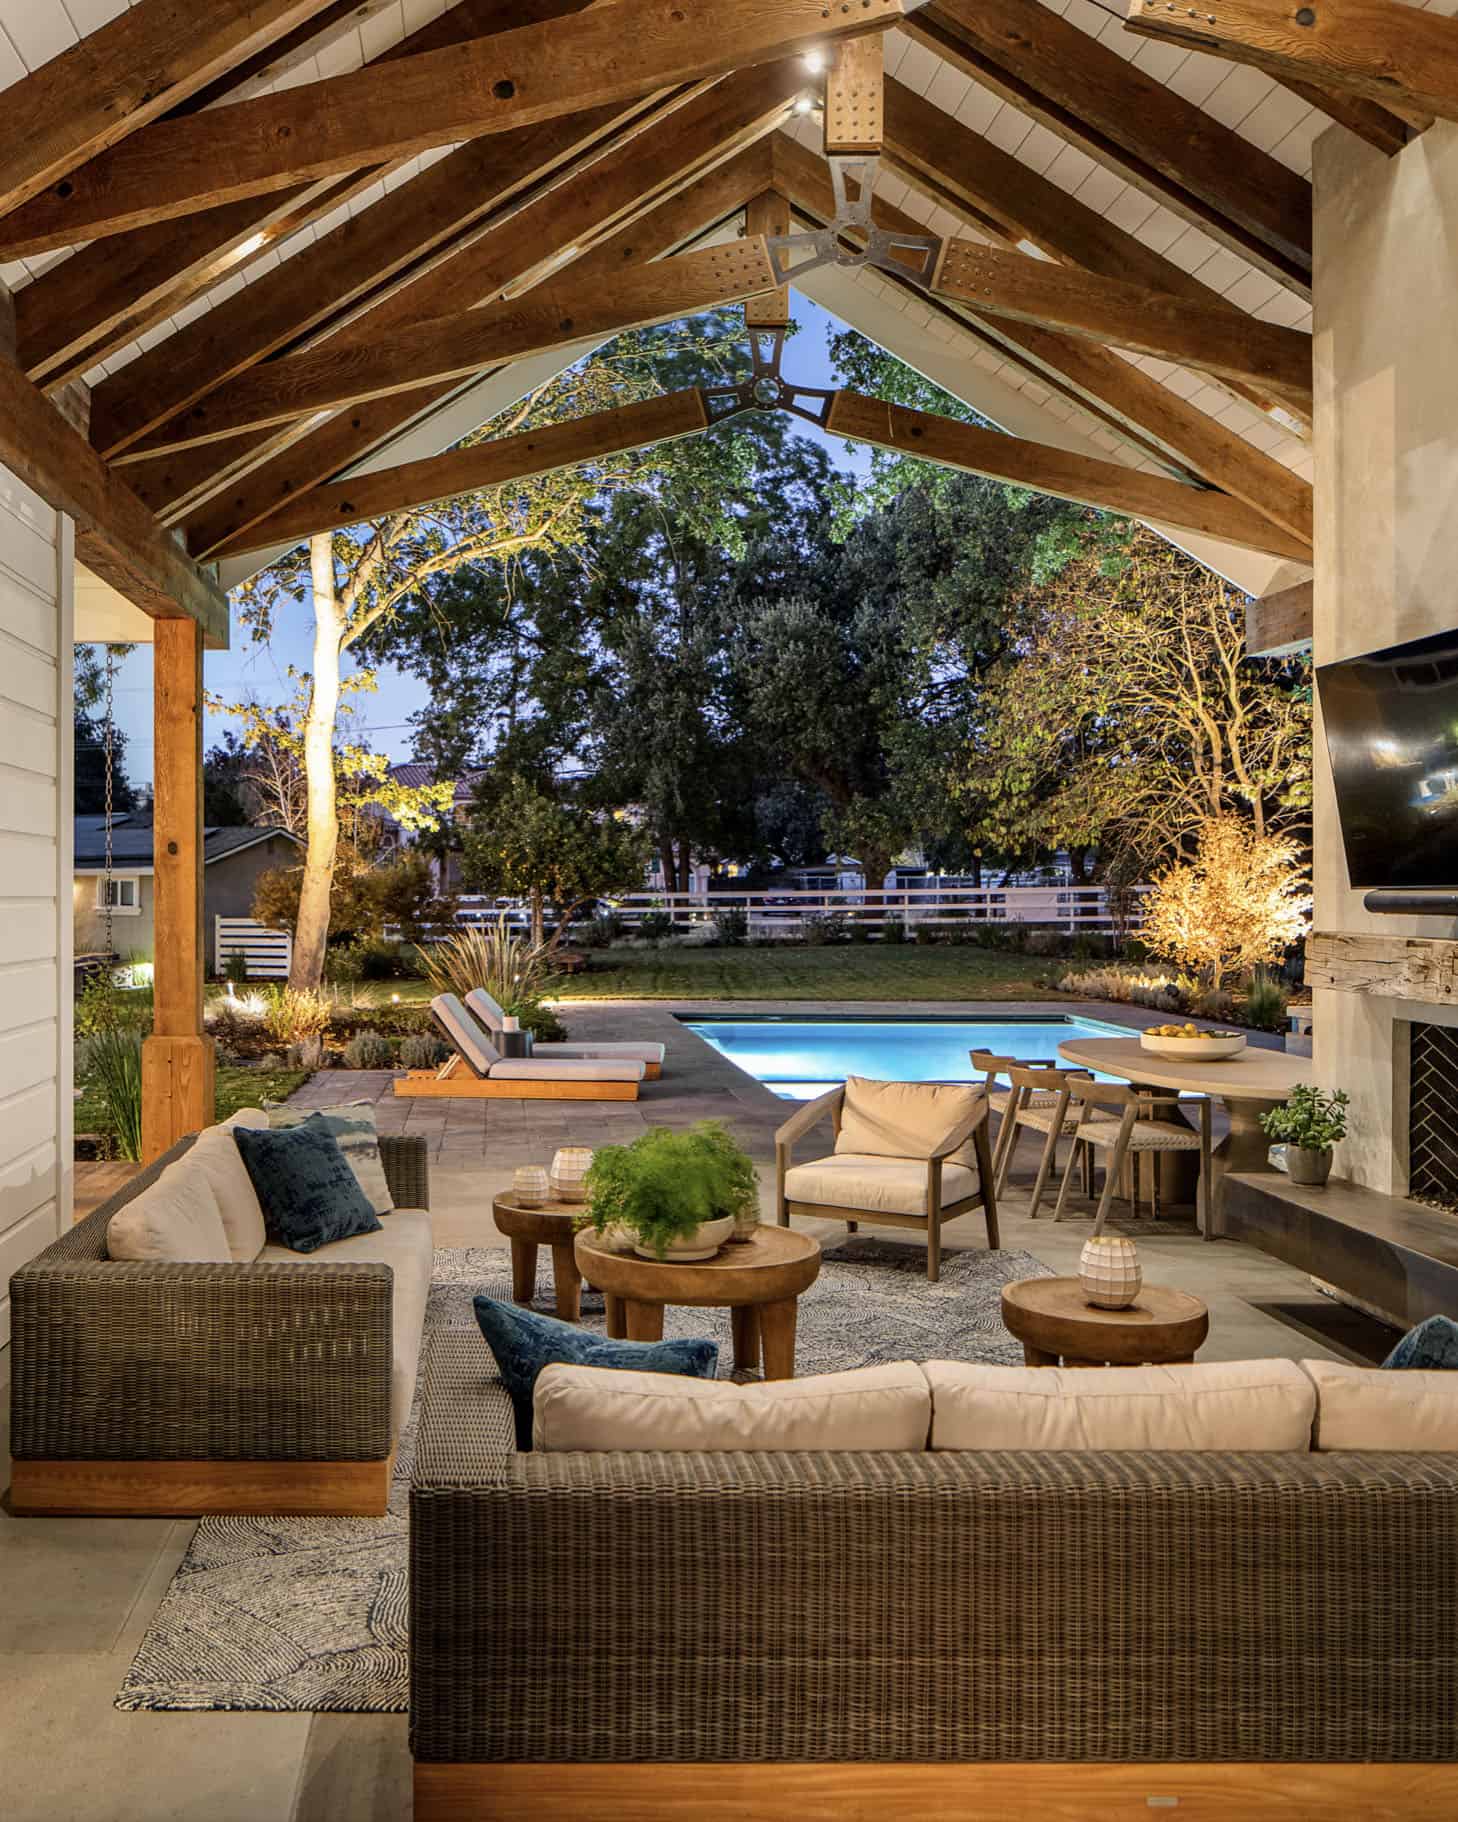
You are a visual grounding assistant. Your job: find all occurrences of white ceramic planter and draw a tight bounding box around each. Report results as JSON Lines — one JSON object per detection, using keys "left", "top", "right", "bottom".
{"left": 633, "top": 1214, "right": 736, "bottom": 1261}
{"left": 1079, "top": 1235, "right": 1143, "bottom": 1310}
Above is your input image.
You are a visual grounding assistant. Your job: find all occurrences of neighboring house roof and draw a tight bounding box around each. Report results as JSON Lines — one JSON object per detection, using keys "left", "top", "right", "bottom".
{"left": 382, "top": 764, "right": 487, "bottom": 810}
{"left": 74, "top": 820, "right": 301, "bottom": 874}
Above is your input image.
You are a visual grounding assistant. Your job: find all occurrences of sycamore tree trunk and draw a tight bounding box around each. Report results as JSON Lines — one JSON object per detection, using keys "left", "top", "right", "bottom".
{"left": 290, "top": 535, "right": 344, "bottom": 990}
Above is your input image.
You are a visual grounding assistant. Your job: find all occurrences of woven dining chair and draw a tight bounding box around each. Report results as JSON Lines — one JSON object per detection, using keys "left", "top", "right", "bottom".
{"left": 1051, "top": 1078, "right": 1213, "bottom": 1236}
{"left": 998, "top": 1063, "right": 1093, "bottom": 1218}
{"left": 970, "top": 1049, "right": 1060, "bottom": 1189}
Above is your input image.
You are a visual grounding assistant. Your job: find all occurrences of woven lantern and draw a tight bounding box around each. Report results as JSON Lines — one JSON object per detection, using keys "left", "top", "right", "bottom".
{"left": 549, "top": 1147, "right": 594, "bottom": 1203}
{"left": 1079, "top": 1235, "right": 1142, "bottom": 1310}
{"left": 512, "top": 1165, "right": 550, "bottom": 1208}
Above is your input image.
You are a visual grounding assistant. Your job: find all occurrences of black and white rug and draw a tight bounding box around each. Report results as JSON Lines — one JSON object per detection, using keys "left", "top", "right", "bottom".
{"left": 116, "top": 1238, "right": 1051, "bottom": 1714}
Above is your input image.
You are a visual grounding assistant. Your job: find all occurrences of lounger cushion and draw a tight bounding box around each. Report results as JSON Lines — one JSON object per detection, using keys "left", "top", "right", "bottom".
{"left": 1305, "top": 1357, "right": 1458, "bottom": 1452}
{"left": 784, "top": 1151, "right": 978, "bottom": 1217}
{"left": 107, "top": 1150, "right": 233, "bottom": 1264}
{"left": 260, "top": 1208, "right": 432, "bottom": 1439}
{"left": 464, "top": 986, "right": 511, "bottom": 1029}
{"left": 926, "top": 1359, "right": 1316, "bottom": 1452}
{"left": 432, "top": 993, "right": 500, "bottom": 1075}
{"left": 537, "top": 1041, "right": 667, "bottom": 1065}
{"left": 489, "top": 1057, "right": 645, "bottom": 1082}
{"left": 534, "top": 1360, "right": 931, "bottom": 1453}
{"left": 835, "top": 1076, "right": 983, "bottom": 1167}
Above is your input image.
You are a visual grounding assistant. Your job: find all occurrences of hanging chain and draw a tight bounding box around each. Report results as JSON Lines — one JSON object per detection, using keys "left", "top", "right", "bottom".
{"left": 102, "top": 644, "right": 116, "bottom": 962}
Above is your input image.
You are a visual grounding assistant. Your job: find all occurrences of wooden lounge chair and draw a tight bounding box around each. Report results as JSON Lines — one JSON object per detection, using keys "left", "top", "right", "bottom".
{"left": 395, "top": 995, "right": 644, "bottom": 1101}
{"left": 464, "top": 986, "right": 665, "bottom": 1078}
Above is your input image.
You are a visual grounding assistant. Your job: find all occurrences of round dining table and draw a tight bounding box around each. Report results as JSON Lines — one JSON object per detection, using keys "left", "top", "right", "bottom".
{"left": 1055, "top": 1035, "right": 1311, "bottom": 1234}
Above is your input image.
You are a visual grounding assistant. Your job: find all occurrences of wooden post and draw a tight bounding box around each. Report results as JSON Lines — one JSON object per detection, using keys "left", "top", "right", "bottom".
{"left": 142, "top": 616, "right": 214, "bottom": 1160}
{"left": 744, "top": 191, "right": 790, "bottom": 327}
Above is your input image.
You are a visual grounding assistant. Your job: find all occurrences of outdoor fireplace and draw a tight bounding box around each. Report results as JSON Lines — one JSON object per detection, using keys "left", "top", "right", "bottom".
{"left": 1409, "top": 1021, "right": 1458, "bottom": 1214}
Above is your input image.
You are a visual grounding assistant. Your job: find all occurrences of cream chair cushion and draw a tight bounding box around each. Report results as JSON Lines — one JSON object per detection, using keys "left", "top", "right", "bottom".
{"left": 784, "top": 1153, "right": 979, "bottom": 1217}
{"left": 1304, "top": 1358, "right": 1458, "bottom": 1452}
{"left": 182, "top": 1109, "right": 270, "bottom": 1262}
{"left": 926, "top": 1358, "right": 1315, "bottom": 1452}
{"left": 533, "top": 1361, "right": 931, "bottom": 1453}
{"left": 835, "top": 1076, "right": 981, "bottom": 1166}
{"left": 259, "top": 1208, "right": 432, "bottom": 1440}
{"left": 107, "top": 1151, "right": 232, "bottom": 1264}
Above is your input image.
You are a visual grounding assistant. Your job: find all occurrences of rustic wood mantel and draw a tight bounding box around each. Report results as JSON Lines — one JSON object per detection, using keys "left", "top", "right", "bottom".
{"left": 1306, "top": 931, "right": 1458, "bottom": 1004}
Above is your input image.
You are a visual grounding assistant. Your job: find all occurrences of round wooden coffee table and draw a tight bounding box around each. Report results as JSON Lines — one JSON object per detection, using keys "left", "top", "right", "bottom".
{"left": 493, "top": 1194, "right": 589, "bottom": 1321}
{"left": 575, "top": 1226, "right": 821, "bottom": 1379}
{"left": 1001, "top": 1276, "right": 1209, "bottom": 1367}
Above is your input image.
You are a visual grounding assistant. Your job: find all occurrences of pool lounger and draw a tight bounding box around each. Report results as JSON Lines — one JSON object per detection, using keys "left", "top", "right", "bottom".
{"left": 464, "top": 986, "right": 664, "bottom": 1078}
{"left": 394, "top": 994, "right": 644, "bottom": 1101}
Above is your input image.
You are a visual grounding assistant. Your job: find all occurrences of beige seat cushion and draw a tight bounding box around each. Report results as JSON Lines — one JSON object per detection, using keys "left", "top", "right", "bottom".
{"left": 182, "top": 1109, "right": 270, "bottom": 1262}
{"left": 926, "top": 1358, "right": 1315, "bottom": 1452}
{"left": 259, "top": 1208, "right": 432, "bottom": 1440}
{"left": 836, "top": 1076, "right": 982, "bottom": 1166}
{"left": 1304, "top": 1358, "right": 1458, "bottom": 1452}
{"left": 540, "top": 1041, "right": 667, "bottom": 1065}
{"left": 490, "top": 1057, "right": 644, "bottom": 1082}
{"left": 533, "top": 1361, "right": 931, "bottom": 1453}
{"left": 784, "top": 1152, "right": 978, "bottom": 1217}
{"left": 107, "top": 1151, "right": 232, "bottom": 1264}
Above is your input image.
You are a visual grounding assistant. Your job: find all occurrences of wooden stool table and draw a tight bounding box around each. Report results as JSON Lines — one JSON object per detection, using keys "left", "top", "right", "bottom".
{"left": 575, "top": 1226, "right": 821, "bottom": 1379}
{"left": 1000, "top": 1276, "right": 1209, "bottom": 1367}
{"left": 493, "top": 1194, "right": 588, "bottom": 1322}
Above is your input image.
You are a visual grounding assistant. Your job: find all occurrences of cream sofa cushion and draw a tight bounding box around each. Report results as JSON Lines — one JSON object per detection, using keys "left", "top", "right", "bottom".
{"left": 533, "top": 1361, "right": 931, "bottom": 1453}
{"left": 927, "top": 1358, "right": 1315, "bottom": 1452}
{"left": 107, "top": 1152, "right": 232, "bottom": 1264}
{"left": 259, "top": 1208, "right": 432, "bottom": 1439}
{"left": 1305, "top": 1358, "right": 1458, "bottom": 1452}
{"left": 835, "top": 1076, "right": 981, "bottom": 1166}
{"left": 184, "top": 1109, "right": 270, "bottom": 1262}
{"left": 784, "top": 1152, "right": 977, "bottom": 1216}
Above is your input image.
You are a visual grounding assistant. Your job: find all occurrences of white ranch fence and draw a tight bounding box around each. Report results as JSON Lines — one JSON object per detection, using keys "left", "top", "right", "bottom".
{"left": 447, "top": 884, "right": 1142, "bottom": 939}
{"left": 215, "top": 916, "right": 292, "bottom": 979}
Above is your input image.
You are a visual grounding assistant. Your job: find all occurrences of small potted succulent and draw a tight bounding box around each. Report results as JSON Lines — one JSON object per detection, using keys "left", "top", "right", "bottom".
{"left": 1260, "top": 1085, "right": 1350, "bottom": 1188}
{"left": 582, "top": 1120, "right": 760, "bottom": 1260}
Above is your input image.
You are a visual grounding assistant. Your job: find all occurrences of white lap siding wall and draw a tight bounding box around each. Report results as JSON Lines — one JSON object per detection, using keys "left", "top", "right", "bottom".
{"left": 0, "top": 458, "right": 72, "bottom": 1390}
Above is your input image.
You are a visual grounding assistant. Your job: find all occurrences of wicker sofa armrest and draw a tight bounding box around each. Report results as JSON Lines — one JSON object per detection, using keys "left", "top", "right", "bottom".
{"left": 380, "top": 1133, "right": 430, "bottom": 1209}
{"left": 10, "top": 1258, "right": 394, "bottom": 1461}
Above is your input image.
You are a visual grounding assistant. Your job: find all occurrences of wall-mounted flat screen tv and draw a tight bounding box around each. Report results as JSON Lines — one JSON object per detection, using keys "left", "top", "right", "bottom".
{"left": 1319, "top": 628, "right": 1458, "bottom": 889}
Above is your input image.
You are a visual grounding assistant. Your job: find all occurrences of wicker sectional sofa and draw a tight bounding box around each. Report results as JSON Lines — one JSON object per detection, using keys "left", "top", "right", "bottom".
{"left": 410, "top": 1332, "right": 1458, "bottom": 1821}
{"left": 9, "top": 1127, "right": 431, "bottom": 1517}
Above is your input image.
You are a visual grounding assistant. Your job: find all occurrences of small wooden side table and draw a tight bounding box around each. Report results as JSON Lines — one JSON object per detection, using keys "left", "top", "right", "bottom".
{"left": 575, "top": 1226, "right": 821, "bottom": 1379}
{"left": 493, "top": 1194, "right": 587, "bottom": 1321}
{"left": 1000, "top": 1277, "right": 1209, "bottom": 1367}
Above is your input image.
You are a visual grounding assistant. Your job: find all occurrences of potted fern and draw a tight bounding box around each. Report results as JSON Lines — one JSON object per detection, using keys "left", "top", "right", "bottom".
{"left": 583, "top": 1121, "right": 760, "bottom": 1260}
{"left": 1260, "top": 1085, "right": 1349, "bottom": 1188}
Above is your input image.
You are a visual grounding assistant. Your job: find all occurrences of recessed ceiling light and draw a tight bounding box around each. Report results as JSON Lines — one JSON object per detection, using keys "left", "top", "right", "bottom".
{"left": 801, "top": 49, "right": 826, "bottom": 73}
{"left": 794, "top": 96, "right": 815, "bottom": 115}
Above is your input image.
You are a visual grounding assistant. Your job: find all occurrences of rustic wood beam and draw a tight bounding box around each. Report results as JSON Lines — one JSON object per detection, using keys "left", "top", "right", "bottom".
{"left": 0, "top": 0, "right": 338, "bottom": 219}
{"left": 14, "top": 0, "right": 619, "bottom": 387}
{"left": 744, "top": 191, "right": 791, "bottom": 328}
{"left": 222, "top": 390, "right": 710, "bottom": 553}
{"left": 0, "top": 352, "right": 227, "bottom": 645}
{"left": 879, "top": 75, "right": 1311, "bottom": 420}
{"left": 1123, "top": 0, "right": 1458, "bottom": 125}
{"left": 171, "top": 143, "right": 772, "bottom": 553}
{"left": 0, "top": 0, "right": 900, "bottom": 257}
{"left": 931, "top": 237, "right": 1312, "bottom": 408}
{"left": 824, "top": 392, "right": 1312, "bottom": 562}
{"left": 824, "top": 34, "right": 884, "bottom": 159}
{"left": 122, "top": 241, "right": 778, "bottom": 459}
{"left": 907, "top": 0, "right": 1311, "bottom": 290}
{"left": 772, "top": 134, "right": 1314, "bottom": 549}
{"left": 1246, "top": 577, "right": 1313, "bottom": 656}
{"left": 141, "top": 617, "right": 214, "bottom": 1162}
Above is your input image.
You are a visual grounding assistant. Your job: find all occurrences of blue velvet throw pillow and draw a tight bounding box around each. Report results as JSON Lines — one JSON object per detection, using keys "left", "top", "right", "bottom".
{"left": 473, "top": 1296, "right": 718, "bottom": 1450}
{"left": 1383, "top": 1314, "right": 1458, "bottom": 1370}
{"left": 233, "top": 1114, "right": 382, "bottom": 1254}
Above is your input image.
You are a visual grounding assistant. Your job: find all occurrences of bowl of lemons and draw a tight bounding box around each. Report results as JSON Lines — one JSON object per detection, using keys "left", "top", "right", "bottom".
{"left": 1139, "top": 1024, "right": 1248, "bottom": 1061}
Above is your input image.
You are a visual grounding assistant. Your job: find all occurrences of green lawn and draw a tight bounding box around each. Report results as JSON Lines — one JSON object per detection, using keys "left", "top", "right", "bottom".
{"left": 75, "top": 1063, "right": 311, "bottom": 1151}
{"left": 546, "top": 944, "right": 1060, "bottom": 1001}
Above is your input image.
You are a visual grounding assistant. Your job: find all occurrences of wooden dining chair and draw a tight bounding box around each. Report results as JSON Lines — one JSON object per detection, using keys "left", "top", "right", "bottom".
{"left": 1051, "top": 1079, "right": 1214, "bottom": 1236}
{"left": 970, "top": 1049, "right": 1060, "bottom": 1189}
{"left": 998, "top": 1063, "right": 1092, "bottom": 1218}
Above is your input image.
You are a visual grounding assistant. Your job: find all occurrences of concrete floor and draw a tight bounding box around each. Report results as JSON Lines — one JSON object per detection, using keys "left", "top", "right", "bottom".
{"left": 2, "top": 1000, "right": 1393, "bottom": 1820}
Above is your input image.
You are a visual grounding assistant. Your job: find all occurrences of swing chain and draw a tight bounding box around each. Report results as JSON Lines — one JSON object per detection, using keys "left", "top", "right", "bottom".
{"left": 102, "top": 645, "right": 116, "bottom": 964}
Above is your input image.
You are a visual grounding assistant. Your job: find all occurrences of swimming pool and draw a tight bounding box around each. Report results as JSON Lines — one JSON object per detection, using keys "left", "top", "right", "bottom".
{"left": 685, "top": 1014, "right": 1132, "bottom": 1100}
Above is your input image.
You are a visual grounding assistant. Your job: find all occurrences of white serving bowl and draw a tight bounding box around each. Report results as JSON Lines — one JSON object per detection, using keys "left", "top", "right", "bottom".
{"left": 1139, "top": 1031, "right": 1248, "bottom": 1061}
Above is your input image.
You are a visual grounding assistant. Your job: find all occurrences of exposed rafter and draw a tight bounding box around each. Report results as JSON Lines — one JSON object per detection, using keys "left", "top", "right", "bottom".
{"left": 1124, "top": 0, "right": 1458, "bottom": 126}
{"left": 824, "top": 393, "right": 1311, "bottom": 563}
{"left": 906, "top": 0, "right": 1312, "bottom": 290}
{"left": 744, "top": 192, "right": 791, "bottom": 328}
{"left": 0, "top": 0, "right": 902, "bottom": 258}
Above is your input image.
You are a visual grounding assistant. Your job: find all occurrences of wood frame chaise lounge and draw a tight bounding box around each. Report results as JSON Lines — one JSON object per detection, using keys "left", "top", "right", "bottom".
{"left": 395, "top": 994, "right": 645, "bottom": 1101}
{"left": 464, "top": 986, "right": 665, "bottom": 1078}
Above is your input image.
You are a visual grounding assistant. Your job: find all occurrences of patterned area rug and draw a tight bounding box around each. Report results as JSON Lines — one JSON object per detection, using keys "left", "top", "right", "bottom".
{"left": 117, "top": 1237, "right": 1051, "bottom": 1714}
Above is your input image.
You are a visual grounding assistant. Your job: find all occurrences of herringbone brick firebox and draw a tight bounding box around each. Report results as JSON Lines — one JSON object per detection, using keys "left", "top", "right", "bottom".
{"left": 1410, "top": 1023, "right": 1458, "bottom": 1213}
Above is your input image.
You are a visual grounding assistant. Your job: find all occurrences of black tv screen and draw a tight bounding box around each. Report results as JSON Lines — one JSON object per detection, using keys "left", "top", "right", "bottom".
{"left": 1319, "top": 628, "right": 1458, "bottom": 889}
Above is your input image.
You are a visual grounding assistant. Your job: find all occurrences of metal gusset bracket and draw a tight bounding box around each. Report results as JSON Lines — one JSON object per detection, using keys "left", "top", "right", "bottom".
{"left": 764, "top": 156, "right": 941, "bottom": 289}
{"left": 698, "top": 327, "right": 837, "bottom": 430}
